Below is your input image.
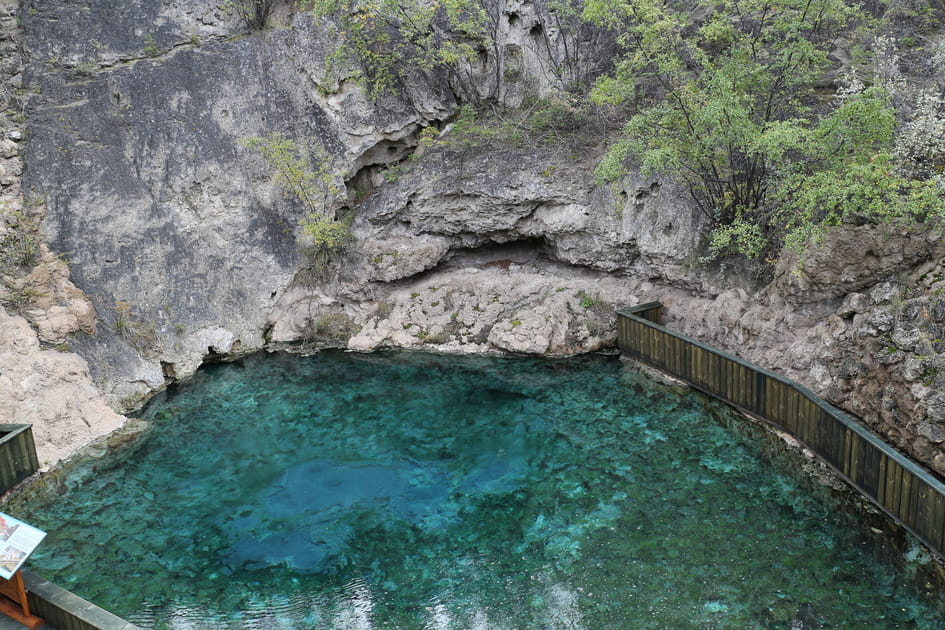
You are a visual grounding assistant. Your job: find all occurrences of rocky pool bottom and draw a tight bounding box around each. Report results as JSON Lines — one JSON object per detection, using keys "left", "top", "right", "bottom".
{"left": 8, "top": 350, "right": 945, "bottom": 629}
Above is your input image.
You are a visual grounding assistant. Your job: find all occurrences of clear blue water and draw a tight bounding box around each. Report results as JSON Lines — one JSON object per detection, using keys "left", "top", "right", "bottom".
{"left": 11, "top": 350, "right": 945, "bottom": 628}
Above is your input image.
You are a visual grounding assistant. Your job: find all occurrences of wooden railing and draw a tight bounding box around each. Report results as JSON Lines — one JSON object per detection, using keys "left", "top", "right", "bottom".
{"left": 0, "top": 425, "right": 39, "bottom": 495}
{"left": 617, "top": 302, "right": 945, "bottom": 560}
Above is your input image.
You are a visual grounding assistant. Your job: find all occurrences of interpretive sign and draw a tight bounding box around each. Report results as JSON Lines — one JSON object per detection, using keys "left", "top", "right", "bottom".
{"left": 0, "top": 513, "right": 45, "bottom": 580}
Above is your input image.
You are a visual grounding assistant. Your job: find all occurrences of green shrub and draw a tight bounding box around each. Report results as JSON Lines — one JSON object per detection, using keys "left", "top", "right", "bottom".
{"left": 242, "top": 132, "right": 350, "bottom": 272}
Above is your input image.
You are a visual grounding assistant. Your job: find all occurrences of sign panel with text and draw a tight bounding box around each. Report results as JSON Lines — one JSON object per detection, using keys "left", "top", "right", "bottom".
{"left": 0, "top": 513, "right": 45, "bottom": 580}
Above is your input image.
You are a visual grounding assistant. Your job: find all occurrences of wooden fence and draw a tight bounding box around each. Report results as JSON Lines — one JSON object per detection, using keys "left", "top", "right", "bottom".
{"left": 0, "top": 425, "right": 39, "bottom": 495}
{"left": 617, "top": 302, "right": 945, "bottom": 560}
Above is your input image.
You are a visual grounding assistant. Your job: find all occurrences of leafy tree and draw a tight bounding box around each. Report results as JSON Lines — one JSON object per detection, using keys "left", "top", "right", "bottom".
{"left": 242, "top": 133, "right": 351, "bottom": 267}
{"left": 584, "top": 0, "right": 942, "bottom": 258}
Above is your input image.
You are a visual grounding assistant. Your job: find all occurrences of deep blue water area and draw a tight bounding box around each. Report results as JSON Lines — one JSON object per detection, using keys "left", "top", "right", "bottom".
{"left": 13, "top": 350, "right": 945, "bottom": 628}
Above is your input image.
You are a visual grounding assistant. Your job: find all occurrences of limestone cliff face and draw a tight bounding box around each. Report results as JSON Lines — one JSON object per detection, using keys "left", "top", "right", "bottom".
{"left": 21, "top": 1, "right": 454, "bottom": 407}
{"left": 2, "top": 0, "right": 944, "bottom": 478}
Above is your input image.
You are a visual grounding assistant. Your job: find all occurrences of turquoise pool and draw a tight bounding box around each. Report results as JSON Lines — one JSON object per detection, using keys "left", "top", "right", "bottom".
{"left": 13, "top": 351, "right": 945, "bottom": 628}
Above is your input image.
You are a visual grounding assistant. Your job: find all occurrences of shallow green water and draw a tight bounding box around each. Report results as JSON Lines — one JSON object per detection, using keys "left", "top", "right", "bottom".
{"left": 13, "top": 350, "right": 945, "bottom": 628}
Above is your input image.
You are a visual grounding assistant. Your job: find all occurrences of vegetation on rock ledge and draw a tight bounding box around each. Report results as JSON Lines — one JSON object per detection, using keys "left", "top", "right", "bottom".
{"left": 585, "top": 0, "right": 945, "bottom": 259}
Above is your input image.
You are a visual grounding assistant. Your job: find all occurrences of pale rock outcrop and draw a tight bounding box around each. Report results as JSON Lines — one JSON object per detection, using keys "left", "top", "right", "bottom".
{"left": 18, "top": 245, "right": 97, "bottom": 344}
{"left": 0, "top": 306, "right": 126, "bottom": 466}
{"left": 341, "top": 265, "right": 641, "bottom": 355}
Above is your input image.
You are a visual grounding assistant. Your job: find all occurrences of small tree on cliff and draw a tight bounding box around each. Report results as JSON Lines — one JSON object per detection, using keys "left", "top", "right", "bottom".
{"left": 242, "top": 133, "right": 351, "bottom": 270}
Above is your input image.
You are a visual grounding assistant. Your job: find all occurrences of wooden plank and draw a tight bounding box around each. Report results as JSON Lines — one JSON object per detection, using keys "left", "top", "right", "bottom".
{"left": 0, "top": 571, "right": 43, "bottom": 628}
{"left": 0, "top": 441, "right": 16, "bottom": 494}
{"left": 735, "top": 362, "right": 744, "bottom": 409}
{"left": 863, "top": 442, "right": 881, "bottom": 497}
{"left": 809, "top": 407, "right": 825, "bottom": 459}
{"left": 672, "top": 335, "right": 680, "bottom": 376}
{"left": 636, "top": 321, "right": 645, "bottom": 359}
{"left": 692, "top": 346, "right": 702, "bottom": 388}
{"left": 660, "top": 330, "right": 670, "bottom": 371}
{"left": 833, "top": 415, "right": 847, "bottom": 464}
{"left": 684, "top": 339, "right": 691, "bottom": 378}
{"left": 916, "top": 484, "right": 931, "bottom": 543}
{"left": 700, "top": 350, "right": 710, "bottom": 391}
{"left": 754, "top": 371, "right": 765, "bottom": 416}
{"left": 784, "top": 389, "right": 800, "bottom": 435}
{"left": 932, "top": 491, "right": 945, "bottom": 553}
{"left": 828, "top": 410, "right": 843, "bottom": 464}
{"left": 849, "top": 433, "right": 862, "bottom": 486}
{"left": 900, "top": 471, "right": 916, "bottom": 528}
{"left": 14, "top": 432, "right": 33, "bottom": 481}
{"left": 709, "top": 349, "right": 715, "bottom": 391}
{"left": 886, "top": 459, "right": 904, "bottom": 514}
{"left": 877, "top": 454, "right": 888, "bottom": 505}
{"left": 820, "top": 410, "right": 837, "bottom": 464}
{"left": 796, "top": 395, "right": 809, "bottom": 443}
{"left": 769, "top": 379, "right": 783, "bottom": 425}
{"left": 842, "top": 428, "right": 853, "bottom": 479}
{"left": 655, "top": 328, "right": 666, "bottom": 368}
{"left": 641, "top": 321, "right": 649, "bottom": 358}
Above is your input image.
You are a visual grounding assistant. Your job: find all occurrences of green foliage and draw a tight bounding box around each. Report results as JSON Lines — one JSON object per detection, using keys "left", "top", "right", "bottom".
{"left": 584, "top": 0, "right": 937, "bottom": 258}
{"left": 1, "top": 202, "right": 44, "bottom": 313}
{"left": 526, "top": 92, "right": 600, "bottom": 141}
{"left": 2, "top": 286, "right": 44, "bottom": 313}
{"left": 418, "top": 126, "right": 440, "bottom": 147}
{"left": 381, "top": 163, "right": 400, "bottom": 182}
{"left": 428, "top": 95, "right": 609, "bottom": 156}
{"left": 242, "top": 133, "right": 351, "bottom": 269}
{"left": 578, "top": 290, "right": 599, "bottom": 309}
{"left": 72, "top": 61, "right": 98, "bottom": 78}
{"left": 113, "top": 300, "right": 158, "bottom": 352}
{"left": 242, "top": 133, "right": 338, "bottom": 210}
{"left": 300, "top": 212, "right": 354, "bottom": 273}
{"left": 0, "top": 225, "right": 38, "bottom": 272}
{"left": 895, "top": 89, "right": 945, "bottom": 179}
{"left": 444, "top": 104, "right": 499, "bottom": 147}
{"left": 143, "top": 34, "right": 160, "bottom": 57}
{"left": 311, "top": 0, "right": 489, "bottom": 99}
{"left": 775, "top": 151, "right": 945, "bottom": 251}
{"left": 306, "top": 311, "right": 360, "bottom": 344}
{"left": 707, "top": 218, "right": 767, "bottom": 260}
